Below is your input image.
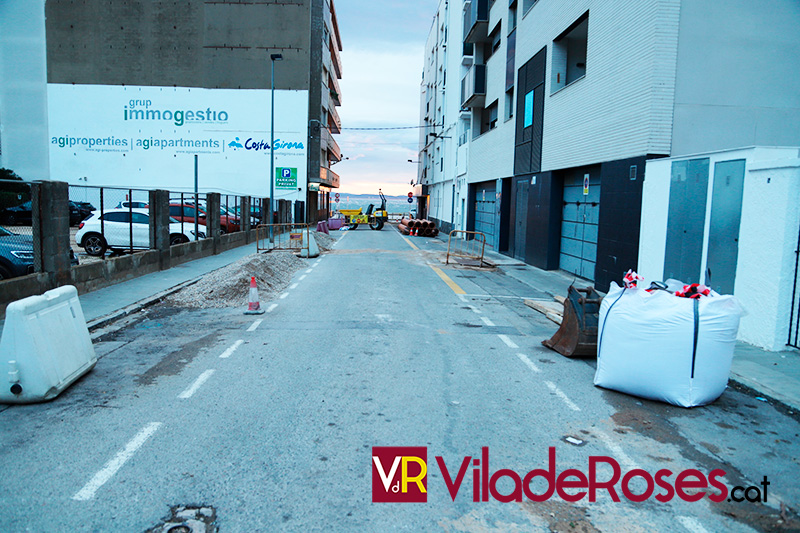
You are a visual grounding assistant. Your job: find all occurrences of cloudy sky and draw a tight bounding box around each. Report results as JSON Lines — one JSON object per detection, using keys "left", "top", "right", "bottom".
{"left": 333, "top": 0, "right": 439, "bottom": 196}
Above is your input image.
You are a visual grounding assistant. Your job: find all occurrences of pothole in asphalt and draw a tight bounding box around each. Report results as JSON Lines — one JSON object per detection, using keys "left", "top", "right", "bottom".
{"left": 145, "top": 505, "right": 217, "bottom": 533}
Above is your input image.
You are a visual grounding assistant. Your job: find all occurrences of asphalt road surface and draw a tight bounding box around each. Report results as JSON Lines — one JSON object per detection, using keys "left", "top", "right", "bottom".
{"left": 1, "top": 228, "right": 798, "bottom": 532}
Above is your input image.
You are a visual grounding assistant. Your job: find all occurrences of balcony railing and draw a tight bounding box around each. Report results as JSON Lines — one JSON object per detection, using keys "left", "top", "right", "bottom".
{"left": 320, "top": 167, "right": 340, "bottom": 189}
{"left": 461, "top": 63, "right": 486, "bottom": 108}
{"left": 330, "top": 38, "right": 343, "bottom": 79}
{"left": 329, "top": 105, "right": 342, "bottom": 134}
{"left": 463, "top": 0, "right": 489, "bottom": 43}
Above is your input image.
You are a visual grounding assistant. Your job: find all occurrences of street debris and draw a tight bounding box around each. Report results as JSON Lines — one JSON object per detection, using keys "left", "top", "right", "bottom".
{"left": 542, "top": 286, "right": 602, "bottom": 358}
{"left": 166, "top": 251, "right": 305, "bottom": 308}
{"left": 310, "top": 230, "right": 336, "bottom": 251}
{"left": 144, "top": 505, "right": 217, "bottom": 533}
{"left": 564, "top": 436, "right": 585, "bottom": 446}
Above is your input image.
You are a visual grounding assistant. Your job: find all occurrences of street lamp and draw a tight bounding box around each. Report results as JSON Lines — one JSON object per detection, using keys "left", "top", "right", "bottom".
{"left": 269, "top": 52, "right": 283, "bottom": 243}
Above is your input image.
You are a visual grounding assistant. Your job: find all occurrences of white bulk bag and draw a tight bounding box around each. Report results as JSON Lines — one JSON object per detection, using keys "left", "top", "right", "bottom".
{"left": 594, "top": 282, "right": 743, "bottom": 407}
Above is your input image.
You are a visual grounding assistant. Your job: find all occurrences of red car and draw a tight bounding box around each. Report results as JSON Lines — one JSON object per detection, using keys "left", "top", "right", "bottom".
{"left": 168, "top": 203, "right": 240, "bottom": 234}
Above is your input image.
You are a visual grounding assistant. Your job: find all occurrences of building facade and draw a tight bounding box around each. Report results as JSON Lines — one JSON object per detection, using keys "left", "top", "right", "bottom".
{"left": 1, "top": 0, "right": 343, "bottom": 222}
{"left": 418, "top": 0, "right": 800, "bottom": 291}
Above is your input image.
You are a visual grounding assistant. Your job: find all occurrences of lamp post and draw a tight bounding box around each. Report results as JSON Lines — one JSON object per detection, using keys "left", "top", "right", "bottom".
{"left": 269, "top": 52, "right": 283, "bottom": 243}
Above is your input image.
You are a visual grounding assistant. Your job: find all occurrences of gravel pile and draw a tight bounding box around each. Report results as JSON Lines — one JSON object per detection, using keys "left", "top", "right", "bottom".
{"left": 167, "top": 251, "right": 306, "bottom": 308}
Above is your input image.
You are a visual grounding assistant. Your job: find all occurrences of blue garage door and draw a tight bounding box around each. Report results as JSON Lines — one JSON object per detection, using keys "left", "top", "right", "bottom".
{"left": 560, "top": 174, "right": 600, "bottom": 280}
{"left": 474, "top": 183, "right": 496, "bottom": 246}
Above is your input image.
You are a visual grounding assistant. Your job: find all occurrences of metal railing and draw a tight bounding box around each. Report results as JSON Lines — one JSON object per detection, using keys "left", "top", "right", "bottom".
{"left": 256, "top": 223, "right": 311, "bottom": 255}
{"left": 788, "top": 222, "right": 800, "bottom": 348}
{"left": 446, "top": 230, "right": 488, "bottom": 267}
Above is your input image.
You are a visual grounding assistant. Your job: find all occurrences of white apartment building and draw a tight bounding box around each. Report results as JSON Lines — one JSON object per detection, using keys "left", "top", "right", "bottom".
{"left": 418, "top": 0, "right": 800, "bottom": 292}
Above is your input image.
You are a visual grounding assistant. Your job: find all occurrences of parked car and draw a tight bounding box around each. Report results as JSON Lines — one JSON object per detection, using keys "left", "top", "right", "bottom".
{"left": 168, "top": 203, "right": 240, "bottom": 234}
{"left": 73, "top": 201, "right": 96, "bottom": 221}
{"left": 1, "top": 200, "right": 88, "bottom": 226}
{"left": 0, "top": 226, "right": 78, "bottom": 279}
{"left": 75, "top": 208, "right": 206, "bottom": 256}
{"left": 116, "top": 201, "right": 149, "bottom": 209}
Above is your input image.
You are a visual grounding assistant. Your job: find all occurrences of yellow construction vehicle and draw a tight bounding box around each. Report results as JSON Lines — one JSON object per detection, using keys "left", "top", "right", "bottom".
{"left": 339, "top": 189, "right": 389, "bottom": 230}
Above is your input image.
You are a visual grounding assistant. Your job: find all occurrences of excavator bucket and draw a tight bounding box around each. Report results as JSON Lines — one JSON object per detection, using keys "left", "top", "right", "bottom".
{"left": 542, "top": 286, "right": 603, "bottom": 357}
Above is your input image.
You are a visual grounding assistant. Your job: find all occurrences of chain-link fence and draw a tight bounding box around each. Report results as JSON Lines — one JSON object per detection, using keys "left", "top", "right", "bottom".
{"left": 0, "top": 179, "right": 36, "bottom": 279}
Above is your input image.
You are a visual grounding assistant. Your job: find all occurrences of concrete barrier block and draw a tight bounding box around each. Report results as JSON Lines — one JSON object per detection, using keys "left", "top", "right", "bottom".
{"left": 0, "top": 285, "right": 97, "bottom": 404}
{"left": 300, "top": 229, "right": 320, "bottom": 258}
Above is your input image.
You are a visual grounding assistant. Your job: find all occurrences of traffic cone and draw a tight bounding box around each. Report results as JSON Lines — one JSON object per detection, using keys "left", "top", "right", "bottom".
{"left": 244, "top": 276, "right": 265, "bottom": 315}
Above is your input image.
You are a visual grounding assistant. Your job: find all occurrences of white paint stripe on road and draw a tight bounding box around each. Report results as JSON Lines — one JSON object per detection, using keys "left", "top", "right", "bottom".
{"left": 266, "top": 303, "right": 278, "bottom": 313}
{"left": 516, "top": 353, "right": 541, "bottom": 373}
{"left": 463, "top": 294, "right": 545, "bottom": 300}
{"left": 481, "top": 316, "right": 495, "bottom": 327}
{"left": 73, "top": 422, "right": 162, "bottom": 501}
{"left": 290, "top": 283, "right": 298, "bottom": 290}
{"left": 299, "top": 274, "right": 307, "bottom": 281}
{"left": 497, "top": 335, "right": 519, "bottom": 349}
{"left": 305, "top": 268, "right": 313, "bottom": 273}
{"left": 280, "top": 293, "right": 289, "bottom": 299}
{"left": 458, "top": 294, "right": 467, "bottom": 303}
{"left": 595, "top": 430, "right": 639, "bottom": 471}
{"left": 178, "top": 369, "right": 216, "bottom": 399}
{"left": 468, "top": 305, "right": 481, "bottom": 314}
{"left": 677, "top": 516, "right": 711, "bottom": 533}
{"left": 246, "top": 320, "right": 263, "bottom": 332}
{"left": 219, "top": 340, "right": 244, "bottom": 358}
{"left": 544, "top": 381, "right": 581, "bottom": 411}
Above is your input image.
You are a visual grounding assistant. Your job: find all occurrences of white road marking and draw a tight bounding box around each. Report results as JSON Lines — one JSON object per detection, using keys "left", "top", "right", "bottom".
{"left": 178, "top": 369, "right": 216, "bottom": 399}
{"left": 266, "top": 303, "right": 278, "bottom": 312}
{"left": 468, "top": 305, "right": 481, "bottom": 314}
{"left": 305, "top": 268, "right": 313, "bottom": 274}
{"left": 463, "top": 294, "right": 543, "bottom": 300}
{"left": 516, "top": 353, "right": 541, "bottom": 373}
{"left": 219, "top": 340, "right": 244, "bottom": 358}
{"left": 677, "top": 516, "right": 711, "bottom": 533}
{"left": 497, "top": 335, "right": 519, "bottom": 349}
{"left": 246, "top": 320, "right": 263, "bottom": 332}
{"left": 458, "top": 294, "right": 467, "bottom": 302}
{"left": 595, "top": 430, "right": 640, "bottom": 471}
{"left": 544, "top": 381, "right": 581, "bottom": 411}
{"left": 299, "top": 274, "right": 307, "bottom": 281}
{"left": 73, "top": 422, "right": 162, "bottom": 501}
{"left": 290, "top": 283, "right": 299, "bottom": 290}
{"left": 480, "top": 316, "right": 495, "bottom": 327}
{"left": 280, "top": 293, "right": 289, "bottom": 299}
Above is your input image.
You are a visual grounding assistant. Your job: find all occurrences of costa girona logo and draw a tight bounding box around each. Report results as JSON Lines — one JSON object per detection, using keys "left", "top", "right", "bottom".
{"left": 372, "top": 447, "right": 427, "bottom": 503}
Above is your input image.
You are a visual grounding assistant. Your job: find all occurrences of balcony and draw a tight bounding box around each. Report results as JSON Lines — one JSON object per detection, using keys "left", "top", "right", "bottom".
{"left": 328, "top": 105, "right": 342, "bottom": 134}
{"left": 461, "top": 63, "right": 486, "bottom": 108}
{"left": 319, "top": 167, "right": 340, "bottom": 189}
{"left": 463, "top": 0, "right": 489, "bottom": 43}
{"left": 328, "top": 73, "right": 342, "bottom": 105}
{"left": 321, "top": 128, "right": 341, "bottom": 162}
{"left": 330, "top": 38, "right": 343, "bottom": 79}
{"left": 462, "top": 42, "right": 474, "bottom": 66}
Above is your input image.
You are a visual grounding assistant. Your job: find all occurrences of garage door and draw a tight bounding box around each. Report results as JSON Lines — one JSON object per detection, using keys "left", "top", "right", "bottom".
{"left": 474, "top": 182, "right": 496, "bottom": 246}
{"left": 560, "top": 174, "right": 599, "bottom": 280}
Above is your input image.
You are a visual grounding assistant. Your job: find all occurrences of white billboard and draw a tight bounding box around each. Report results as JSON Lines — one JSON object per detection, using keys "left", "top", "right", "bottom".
{"left": 47, "top": 84, "right": 309, "bottom": 200}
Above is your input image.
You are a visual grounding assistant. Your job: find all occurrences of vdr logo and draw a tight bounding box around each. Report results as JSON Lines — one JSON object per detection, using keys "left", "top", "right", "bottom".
{"left": 372, "top": 447, "right": 428, "bottom": 502}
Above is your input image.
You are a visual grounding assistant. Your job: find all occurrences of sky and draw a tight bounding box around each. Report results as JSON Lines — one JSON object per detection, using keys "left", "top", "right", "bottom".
{"left": 332, "top": 0, "right": 440, "bottom": 196}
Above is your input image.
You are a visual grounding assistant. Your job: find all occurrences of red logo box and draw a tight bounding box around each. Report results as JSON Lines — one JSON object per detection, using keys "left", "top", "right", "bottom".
{"left": 372, "top": 447, "right": 428, "bottom": 502}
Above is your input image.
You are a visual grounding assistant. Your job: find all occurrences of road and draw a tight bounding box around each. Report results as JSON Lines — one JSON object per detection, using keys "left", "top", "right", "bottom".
{"left": 1, "top": 228, "right": 798, "bottom": 532}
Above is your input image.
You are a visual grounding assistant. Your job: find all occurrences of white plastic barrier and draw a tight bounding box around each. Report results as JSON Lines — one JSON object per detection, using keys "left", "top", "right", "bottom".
{"left": 594, "top": 283, "right": 743, "bottom": 407}
{"left": 299, "top": 230, "right": 320, "bottom": 258}
{"left": 1, "top": 285, "right": 97, "bottom": 404}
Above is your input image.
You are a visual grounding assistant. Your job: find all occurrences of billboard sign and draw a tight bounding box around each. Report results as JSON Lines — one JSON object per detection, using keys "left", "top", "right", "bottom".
{"left": 47, "top": 84, "right": 309, "bottom": 199}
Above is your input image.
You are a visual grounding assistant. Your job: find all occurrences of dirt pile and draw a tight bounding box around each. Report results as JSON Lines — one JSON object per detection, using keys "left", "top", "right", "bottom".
{"left": 167, "top": 251, "right": 306, "bottom": 308}
{"left": 312, "top": 230, "right": 337, "bottom": 251}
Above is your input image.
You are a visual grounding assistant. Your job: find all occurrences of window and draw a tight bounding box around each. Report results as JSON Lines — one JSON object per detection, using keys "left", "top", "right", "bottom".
{"left": 551, "top": 12, "right": 588, "bottom": 93}
{"left": 183, "top": 206, "right": 198, "bottom": 218}
{"left": 485, "top": 23, "right": 502, "bottom": 61}
{"left": 103, "top": 212, "right": 129, "bottom": 223}
{"left": 522, "top": 0, "right": 538, "bottom": 16}
{"left": 169, "top": 206, "right": 181, "bottom": 217}
{"left": 480, "top": 100, "right": 499, "bottom": 134}
{"left": 505, "top": 88, "right": 514, "bottom": 121}
{"left": 509, "top": 0, "right": 518, "bottom": 32}
{"left": 131, "top": 212, "right": 149, "bottom": 224}
{"left": 523, "top": 90, "right": 534, "bottom": 128}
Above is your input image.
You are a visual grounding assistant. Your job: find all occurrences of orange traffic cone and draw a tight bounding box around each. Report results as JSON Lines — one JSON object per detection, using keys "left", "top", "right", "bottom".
{"left": 244, "top": 276, "right": 265, "bottom": 315}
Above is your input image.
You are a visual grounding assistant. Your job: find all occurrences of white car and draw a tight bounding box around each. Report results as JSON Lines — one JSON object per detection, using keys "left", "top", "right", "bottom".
{"left": 76, "top": 208, "right": 206, "bottom": 256}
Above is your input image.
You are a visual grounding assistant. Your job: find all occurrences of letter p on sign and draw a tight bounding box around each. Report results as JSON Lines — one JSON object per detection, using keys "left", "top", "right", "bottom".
{"left": 372, "top": 447, "right": 428, "bottom": 502}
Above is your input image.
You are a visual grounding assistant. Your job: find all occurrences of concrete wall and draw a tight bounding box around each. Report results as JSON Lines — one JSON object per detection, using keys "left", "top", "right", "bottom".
{"left": 0, "top": 0, "right": 51, "bottom": 180}
{"left": 639, "top": 146, "right": 800, "bottom": 350}
{"left": 45, "top": 0, "right": 312, "bottom": 90}
{"left": 0, "top": 228, "right": 259, "bottom": 318}
{"left": 671, "top": 0, "right": 800, "bottom": 156}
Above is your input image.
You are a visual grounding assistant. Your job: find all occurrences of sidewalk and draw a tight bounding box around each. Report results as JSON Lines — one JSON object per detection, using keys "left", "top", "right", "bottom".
{"left": 478, "top": 245, "right": 800, "bottom": 412}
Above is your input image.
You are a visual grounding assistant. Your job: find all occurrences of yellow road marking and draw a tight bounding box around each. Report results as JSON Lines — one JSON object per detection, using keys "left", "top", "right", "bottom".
{"left": 431, "top": 266, "right": 466, "bottom": 295}
{"left": 402, "top": 237, "right": 419, "bottom": 250}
